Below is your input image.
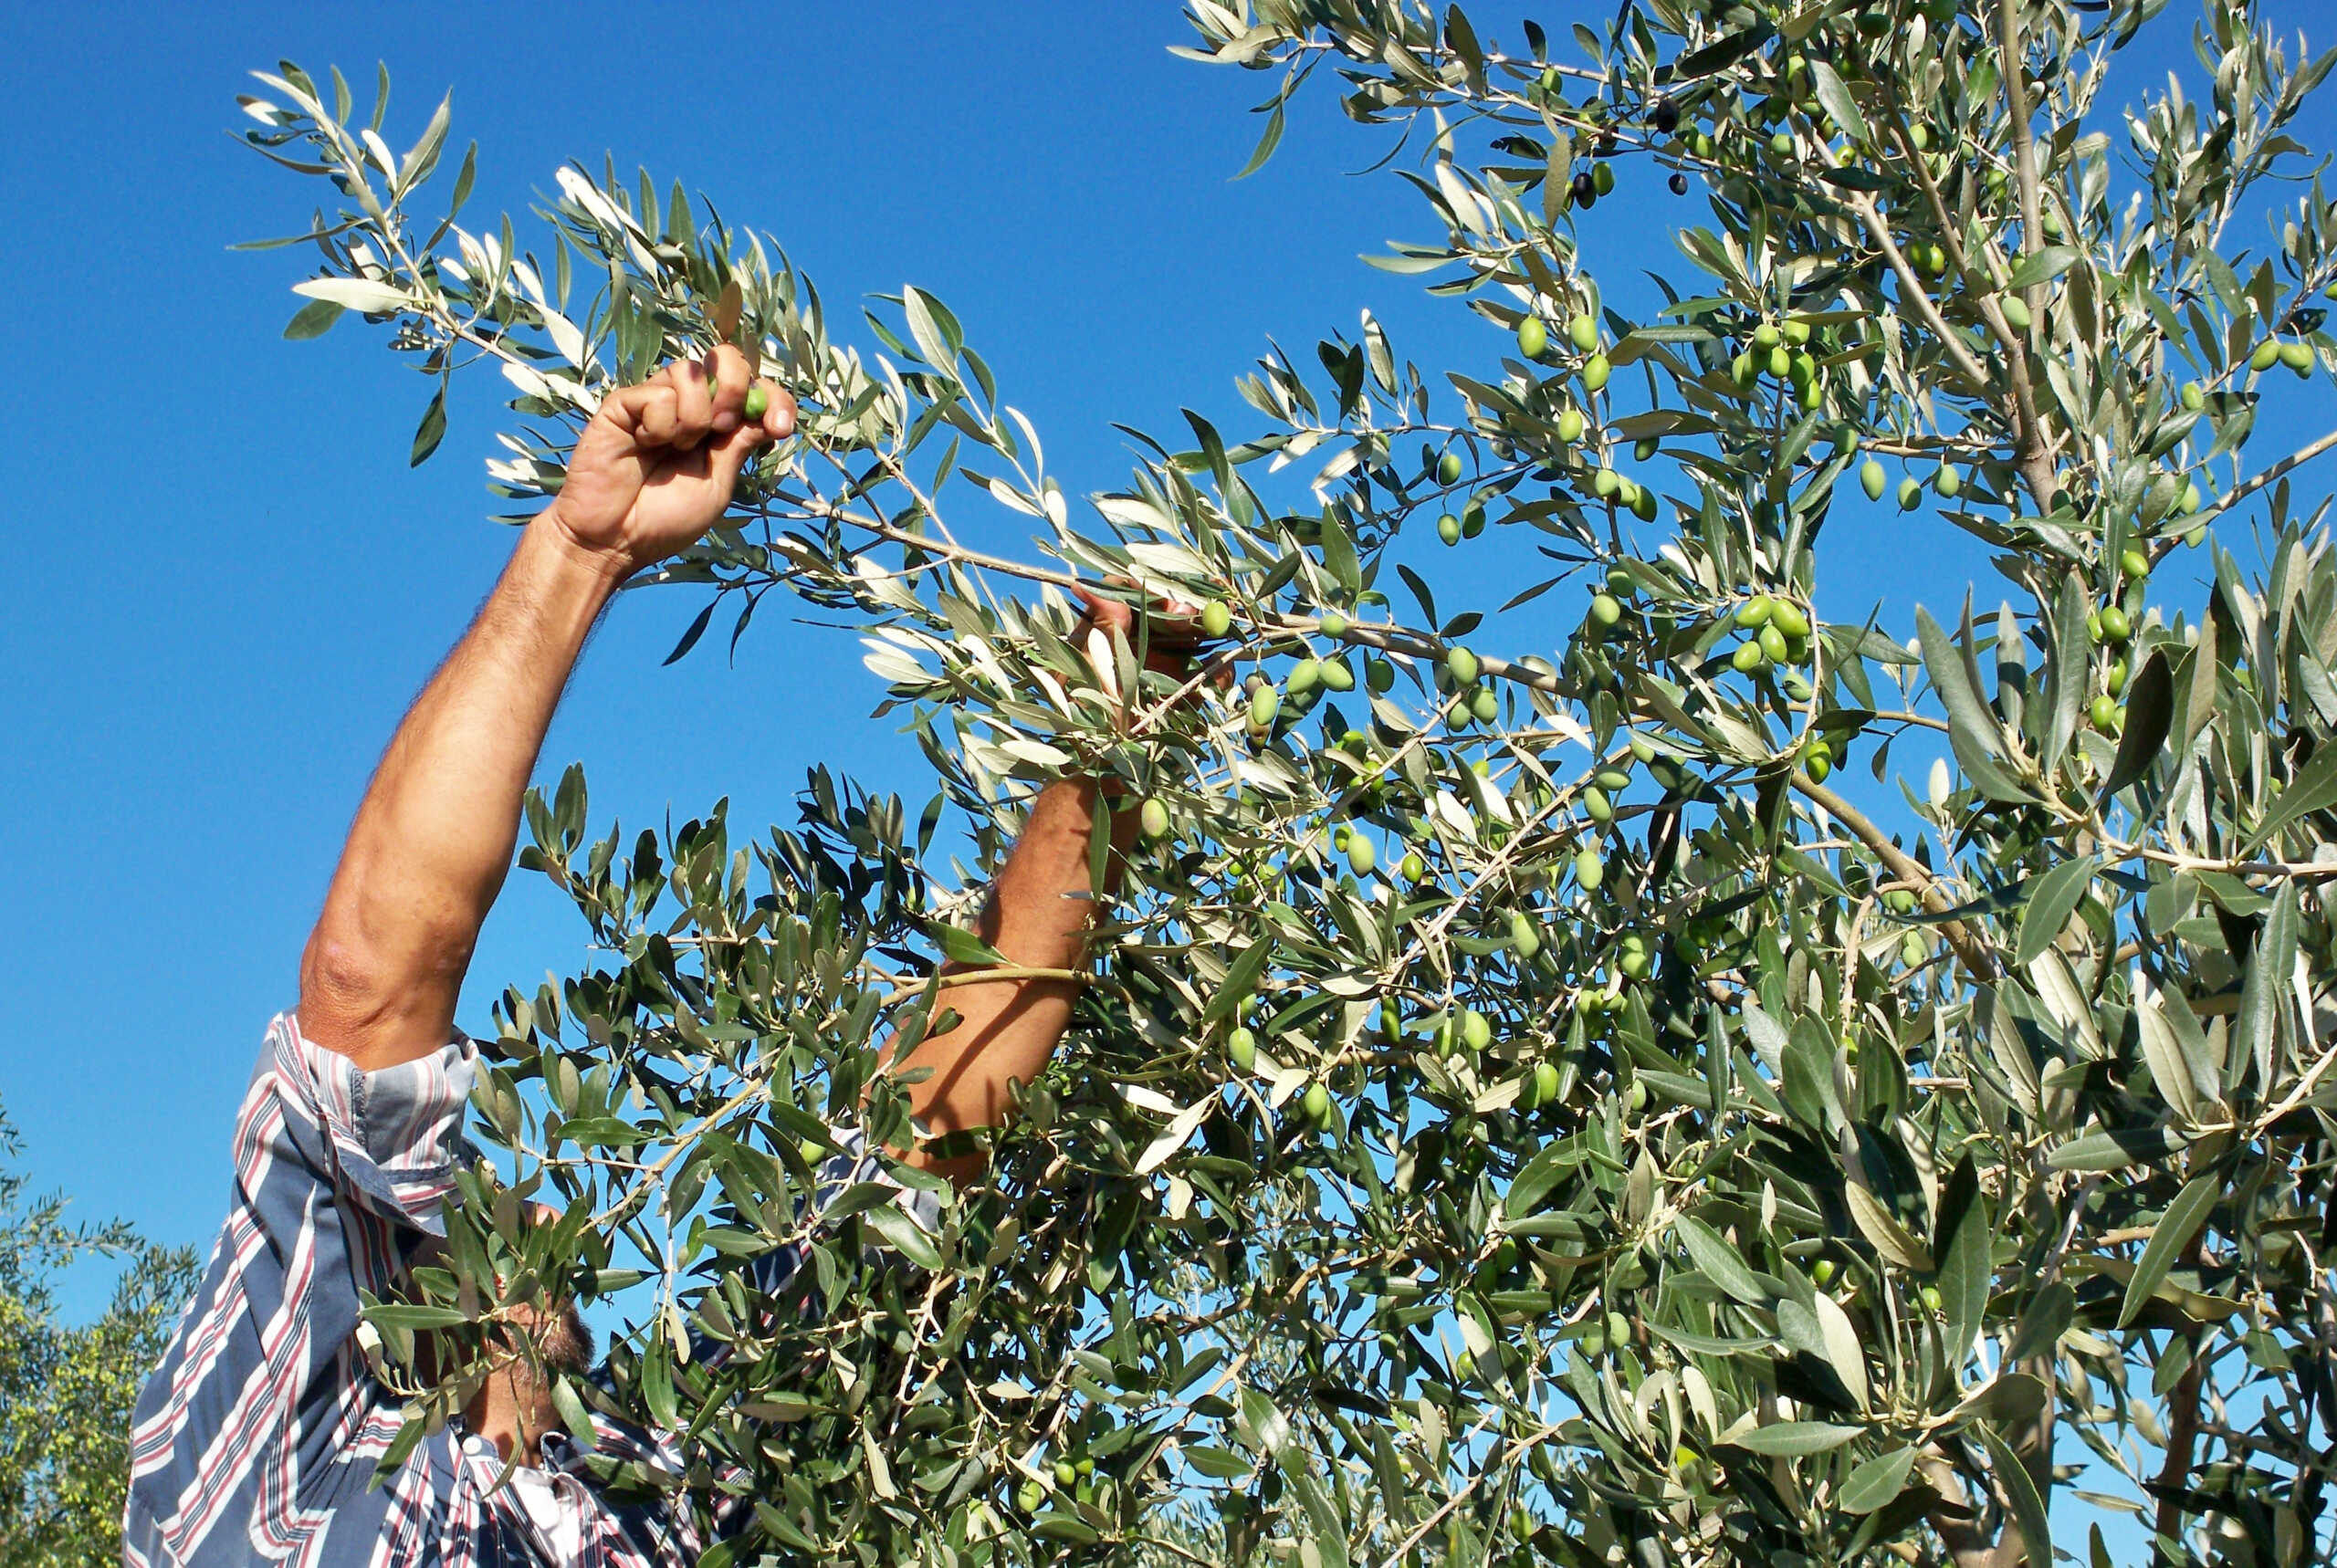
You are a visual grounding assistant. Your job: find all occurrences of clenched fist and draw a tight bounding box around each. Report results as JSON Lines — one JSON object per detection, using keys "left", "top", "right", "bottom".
{"left": 545, "top": 342, "right": 796, "bottom": 576}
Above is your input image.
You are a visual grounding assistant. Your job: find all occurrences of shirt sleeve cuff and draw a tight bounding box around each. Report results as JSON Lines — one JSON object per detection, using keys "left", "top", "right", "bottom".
{"left": 267, "top": 1011, "right": 481, "bottom": 1236}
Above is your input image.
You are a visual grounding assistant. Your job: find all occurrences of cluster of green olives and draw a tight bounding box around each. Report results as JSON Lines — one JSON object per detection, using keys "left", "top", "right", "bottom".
{"left": 1724, "top": 592, "right": 1813, "bottom": 673}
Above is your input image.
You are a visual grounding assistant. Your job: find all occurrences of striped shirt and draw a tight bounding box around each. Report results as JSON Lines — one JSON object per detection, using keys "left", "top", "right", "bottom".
{"left": 123, "top": 1014, "right": 927, "bottom": 1566}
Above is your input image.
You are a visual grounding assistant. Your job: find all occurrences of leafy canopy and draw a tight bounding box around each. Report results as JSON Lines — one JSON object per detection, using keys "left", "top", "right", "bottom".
{"left": 240, "top": 1, "right": 2337, "bottom": 1563}
{"left": 0, "top": 1105, "right": 198, "bottom": 1568}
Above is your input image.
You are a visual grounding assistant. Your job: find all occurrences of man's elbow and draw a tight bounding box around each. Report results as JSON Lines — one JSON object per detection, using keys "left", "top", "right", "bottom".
{"left": 297, "top": 927, "right": 469, "bottom": 1062}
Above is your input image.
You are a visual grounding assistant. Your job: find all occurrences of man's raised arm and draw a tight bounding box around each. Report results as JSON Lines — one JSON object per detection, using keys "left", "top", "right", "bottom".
{"left": 297, "top": 346, "right": 794, "bottom": 1071}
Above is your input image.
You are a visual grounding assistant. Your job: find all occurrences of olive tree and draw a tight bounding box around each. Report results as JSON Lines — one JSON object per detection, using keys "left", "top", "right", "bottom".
{"left": 0, "top": 1105, "right": 198, "bottom": 1567}
{"left": 238, "top": 0, "right": 2337, "bottom": 1562}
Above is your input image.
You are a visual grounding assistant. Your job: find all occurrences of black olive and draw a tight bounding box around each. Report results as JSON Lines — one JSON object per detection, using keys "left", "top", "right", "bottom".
{"left": 1595, "top": 131, "right": 1619, "bottom": 156}
{"left": 1572, "top": 171, "right": 1598, "bottom": 205}
{"left": 1651, "top": 98, "right": 1679, "bottom": 134}
{"left": 1669, "top": 172, "right": 1689, "bottom": 195}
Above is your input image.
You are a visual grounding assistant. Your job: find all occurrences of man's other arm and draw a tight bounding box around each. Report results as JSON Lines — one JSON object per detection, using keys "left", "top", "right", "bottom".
{"left": 884, "top": 595, "right": 1204, "bottom": 1185}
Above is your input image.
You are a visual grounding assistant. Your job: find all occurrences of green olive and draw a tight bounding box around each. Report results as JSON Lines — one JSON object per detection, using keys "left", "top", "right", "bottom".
{"left": 742, "top": 384, "right": 770, "bottom": 419}
{"left": 1517, "top": 316, "right": 1548, "bottom": 359}
{"left": 1438, "top": 451, "right": 1464, "bottom": 485}
{"left": 1630, "top": 485, "right": 1659, "bottom": 521}
{"left": 1767, "top": 344, "right": 1792, "bottom": 379}
{"left": 2181, "top": 382, "right": 2206, "bottom": 412}
{"left": 1807, "top": 750, "right": 1833, "bottom": 783}
{"left": 1730, "top": 639, "right": 1767, "bottom": 674}
{"left": 1584, "top": 786, "right": 1613, "bottom": 822}
{"left": 2282, "top": 340, "right": 2315, "bottom": 373}
{"left": 1574, "top": 847, "right": 1605, "bottom": 890}
{"left": 1569, "top": 313, "right": 1599, "bottom": 351}
{"left": 1321, "top": 658, "right": 1354, "bottom": 692}
{"left": 1438, "top": 512, "right": 1462, "bottom": 546}
{"left": 1399, "top": 850, "right": 1426, "bottom": 882}
{"left": 1557, "top": 406, "right": 1586, "bottom": 443}
{"left": 1626, "top": 1078, "right": 1649, "bottom": 1111}
{"left": 1228, "top": 1026, "right": 1256, "bottom": 1072}
{"left": 1770, "top": 130, "right": 1796, "bottom": 157}
{"left": 1462, "top": 1008, "right": 1492, "bottom": 1052}
{"left": 1287, "top": 659, "right": 1322, "bottom": 697}
{"left": 1758, "top": 623, "right": 1790, "bottom": 663}
{"left": 1199, "top": 600, "right": 1231, "bottom": 638}
{"left": 2251, "top": 338, "right": 2281, "bottom": 371}
{"left": 1249, "top": 685, "right": 1280, "bottom": 729}
{"left": 1768, "top": 601, "right": 1810, "bottom": 639}
{"left": 1898, "top": 476, "right": 1923, "bottom": 511}
{"left": 1735, "top": 595, "right": 1774, "bottom": 628}
{"left": 1534, "top": 1061, "right": 1561, "bottom": 1103}
{"left": 1447, "top": 645, "right": 1481, "bottom": 685}
{"left": 2120, "top": 548, "right": 2151, "bottom": 581}
{"left": 1302, "top": 1082, "right": 1332, "bottom": 1128}
{"left": 1919, "top": 1285, "right": 1944, "bottom": 1312}
{"left": 2000, "top": 295, "right": 2031, "bottom": 331}
{"left": 1318, "top": 610, "right": 1350, "bottom": 639}
{"left": 1810, "top": 1259, "right": 1836, "bottom": 1288}
{"left": 2090, "top": 694, "right": 2122, "bottom": 733}
{"left": 1054, "top": 1460, "right": 1080, "bottom": 1487}
{"left": 1753, "top": 322, "right": 1782, "bottom": 350}
{"left": 1593, "top": 467, "right": 1622, "bottom": 497}
{"left": 1582, "top": 353, "right": 1611, "bottom": 392}
{"left": 1509, "top": 909, "right": 1543, "bottom": 957}
{"left": 1461, "top": 502, "right": 1486, "bottom": 538}
{"left": 2106, "top": 657, "right": 2128, "bottom": 697}
{"left": 1138, "top": 798, "right": 1171, "bottom": 840}
{"left": 1590, "top": 593, "right": 1623, "bottom": 627}
{"left": 1018, "top": 1481, "right": 1045, "bottom": 1512}
{"left": 1367, "top": 658, "right": 1395, "bottom": 693}
{"left": 2098, "top": 604, "right": 2132, "bottom": 643}
{"left": 1347, "top": 836, "right": 1377, "bottom": 877}
{"left": 1934, "top": 465, "right": 1962, "bottom": 498}
{"left": 1860, "top": 459, "right": 1888, "bottom": 501}
{"left": 1595, "top": 766, "right": 1631, "bottom": 790}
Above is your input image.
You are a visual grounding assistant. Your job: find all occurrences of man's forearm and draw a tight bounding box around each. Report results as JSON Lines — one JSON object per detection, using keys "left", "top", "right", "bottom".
{"left": 887, "top": 777, "right": 1137, "bottom": 1181}
{"left": 299, "top": 520, "right": 626, "bottom": 1071}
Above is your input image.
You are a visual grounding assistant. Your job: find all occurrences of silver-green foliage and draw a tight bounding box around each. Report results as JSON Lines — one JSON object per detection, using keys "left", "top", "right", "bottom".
{"left": 242, "top": 2, "right": 2337, "bottom": 1563}
{"left": 0, "top": 1106, "right": 199, "bottom": 1567}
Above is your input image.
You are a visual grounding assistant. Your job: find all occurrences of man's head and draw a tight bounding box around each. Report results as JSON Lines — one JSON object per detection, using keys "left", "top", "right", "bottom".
{"left": 420, "top": 1201, "right": 596, "bottom": 1462}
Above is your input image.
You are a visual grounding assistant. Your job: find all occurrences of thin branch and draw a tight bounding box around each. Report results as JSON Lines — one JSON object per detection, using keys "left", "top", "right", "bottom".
{"left": 1792, "top": 772, "right": 1998, "bottom": 977}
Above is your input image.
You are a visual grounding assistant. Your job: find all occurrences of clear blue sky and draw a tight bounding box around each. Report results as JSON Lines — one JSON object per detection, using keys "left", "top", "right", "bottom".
{"left": 3, "top": 12, "right": 2332, "bottom": 1541}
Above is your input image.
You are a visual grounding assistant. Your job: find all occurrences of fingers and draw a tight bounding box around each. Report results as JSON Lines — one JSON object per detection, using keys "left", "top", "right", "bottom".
{"left": 704, "top": 346, "right": 747, "bottom": 438}
{"left": 706, "top": 342, "right": 796, "bottom": 442}
{"left": 665, "top": 358, "right": 715, "bottom": 450}
{"left": 1075, "top": 587, "right": 1135, "bottom": 636}
{"left": 607, "top": 346, "right": 796, "bottom": 457}
{"left": 757, "top": 382, "right": 798, "bottom": 442}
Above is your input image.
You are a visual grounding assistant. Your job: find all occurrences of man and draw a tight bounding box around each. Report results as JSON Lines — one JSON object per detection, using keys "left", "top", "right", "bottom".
{"left": 123, "top": 345, "right": 1189, "bottom": 1565}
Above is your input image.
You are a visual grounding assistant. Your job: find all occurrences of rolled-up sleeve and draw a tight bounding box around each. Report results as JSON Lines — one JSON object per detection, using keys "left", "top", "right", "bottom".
{"left": 124, "top": 1014, "right": 477, "bottom": 1567}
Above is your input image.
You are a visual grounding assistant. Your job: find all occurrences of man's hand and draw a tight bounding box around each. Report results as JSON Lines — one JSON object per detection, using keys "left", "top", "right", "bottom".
{"left": 1071, "top": 585, "right": 1221, "bottom": 717}
{"left": 546, "top": 342, "right": 797, "bottom": 577}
